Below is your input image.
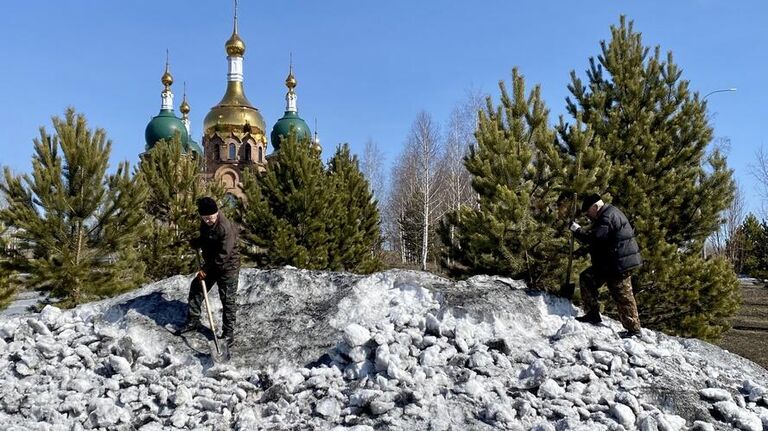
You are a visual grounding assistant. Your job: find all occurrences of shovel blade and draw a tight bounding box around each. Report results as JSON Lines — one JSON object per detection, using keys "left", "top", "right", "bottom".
{"left": 209, "top": 337, "right": 230, "bottom": 363}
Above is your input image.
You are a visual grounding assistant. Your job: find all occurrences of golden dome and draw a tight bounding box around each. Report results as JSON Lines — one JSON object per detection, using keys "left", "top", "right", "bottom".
{"left": 225, "top": 2, "right": 245, "bottom": 57}
{"left": 285, "top": 61, "right": 297, "bottom": 90}
{"left": 204, "top": 2, "right": 263, "bottom": 136}
{"left": 180, "top": 96, "right": 190, "bottom": 115}
{"left": 180, "top": 82, "right": 190, "bottom": 115}
{"left": 285, "top": 71, "right": 297, "bottom": 90}
{"left": 161, "top": 51, "right": 173, "bottom": 89}
{"left": 226, "top": 31, "right": 245, "bottom": 57}
{"left": 161, "top": 69, "right": 173, "bottom": 89}
{"left": 203, "top": 81, "right": 265, "bottom": 135}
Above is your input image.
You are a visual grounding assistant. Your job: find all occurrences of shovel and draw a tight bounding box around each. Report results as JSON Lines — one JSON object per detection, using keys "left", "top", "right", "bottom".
{"left": 560, "top": 232, "right": 576, "bottom": 299}
{"left": 560, "top": 193, "right": 578, "bottom": 299}
{"left": 200, "top": 279, "right": 229, "bottom": 362}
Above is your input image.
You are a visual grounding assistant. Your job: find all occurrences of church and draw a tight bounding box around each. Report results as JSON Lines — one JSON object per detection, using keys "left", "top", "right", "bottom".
{"left": 141, "top": 8, "right": 319, "bottom": 199}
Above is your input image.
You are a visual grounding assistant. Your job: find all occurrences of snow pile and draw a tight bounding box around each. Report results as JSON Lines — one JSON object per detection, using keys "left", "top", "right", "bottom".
{"left": 0, "top": 268, "right": 767, "bottom": 430}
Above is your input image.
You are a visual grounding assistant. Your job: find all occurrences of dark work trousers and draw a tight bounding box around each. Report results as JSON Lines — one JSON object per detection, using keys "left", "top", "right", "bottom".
{"left": 579, "top": 266, "right": 641, "bottom": 332}
{"left": 187, "top": 272, "right": 239, "bottom": 337}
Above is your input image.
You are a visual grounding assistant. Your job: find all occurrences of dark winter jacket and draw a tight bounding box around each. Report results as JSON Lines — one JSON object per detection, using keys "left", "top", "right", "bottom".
{"left": 574, "top": 204, "right": 642, "bottom": 275}
{"left": 191, "top": 212, "right": 240, "bottom": 278}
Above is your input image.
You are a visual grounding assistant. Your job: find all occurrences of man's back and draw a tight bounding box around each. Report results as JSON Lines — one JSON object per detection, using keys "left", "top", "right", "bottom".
{"left": 588, "top": 204, "right": 642, "bottom": 275}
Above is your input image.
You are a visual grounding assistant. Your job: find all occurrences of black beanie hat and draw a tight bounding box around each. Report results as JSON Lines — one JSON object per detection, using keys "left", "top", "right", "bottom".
{"left": 581, "top": 193, "right": 602, "bottom": 213}
{"left": 197, "top": 197, "right": 218, "bottom": 216}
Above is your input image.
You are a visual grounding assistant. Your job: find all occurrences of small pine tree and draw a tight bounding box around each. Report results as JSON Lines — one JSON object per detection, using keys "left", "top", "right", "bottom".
{"left": 237, "top": 131, "right": 331, "bottom": 269}
{"left": 136, "top": 136, "right": 223, "bottom": 280}
{"left": 563, "top": 16, "right": 739, "bottom": 338}
{"left": 0, "top": 109, "right": 147, "bottom": 306}
{"left": 326, "top": 144, "right": 383, "bottom": 273}
{"left": 440, "top": 68, "right": 563, "bottom": 290}
{"left": 735, "top": 214, "right": 768, "bottom": 280}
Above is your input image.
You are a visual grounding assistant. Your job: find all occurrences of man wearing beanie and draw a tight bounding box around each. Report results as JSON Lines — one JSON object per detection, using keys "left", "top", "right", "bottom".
{"left": 568, "top": 193, "right": 643, "bottom": 338}
{"left": 177, "top": 196, "right": 240, "bottom": 347}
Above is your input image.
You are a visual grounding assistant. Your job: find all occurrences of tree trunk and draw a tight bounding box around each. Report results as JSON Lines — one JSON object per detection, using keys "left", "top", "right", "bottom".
{"left": 421, "top": 166, "right": 430, "bottom": 271}
{"left": 399, "top": 210, "right": 406, "bottom": 264}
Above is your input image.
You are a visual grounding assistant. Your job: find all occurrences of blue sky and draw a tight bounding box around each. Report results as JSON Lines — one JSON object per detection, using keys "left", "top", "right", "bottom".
{"left": 1, "top": 1, "right": 766, "bottom": 214}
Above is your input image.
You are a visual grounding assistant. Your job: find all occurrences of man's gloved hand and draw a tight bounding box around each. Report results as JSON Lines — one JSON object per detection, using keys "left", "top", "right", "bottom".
{"left": 196, "top": 270, "right": 206, "bottom": 280}
{"left": 569, "top": 221, "right": 581, "bottom": 232}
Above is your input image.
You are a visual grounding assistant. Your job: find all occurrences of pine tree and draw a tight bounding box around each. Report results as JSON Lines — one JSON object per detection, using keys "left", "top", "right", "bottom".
{"left": 326, "top": 144, "right": 383, "bottom": 273}
{"left": 237, "top": 131, "right": 331, "bottom": 269}
{"left": 562, "top": 16, "right": 739, "bottom": 339}
{"left": 0, "top": 109, "right": 147, "bottom": 306}
{"left": 734, "top": 214, "right": 768, "bottom": 280}
{"left": 440, "top": 68, "right": 563, "bottom": 291}
{"left": 0, "top": 221, "right": 16, "bottom": 309}
{"left": 533, "top": 115, "right": 614, "bottom": 295}
{"left": 136, "top": 136, "right": 223, "bottom": 280}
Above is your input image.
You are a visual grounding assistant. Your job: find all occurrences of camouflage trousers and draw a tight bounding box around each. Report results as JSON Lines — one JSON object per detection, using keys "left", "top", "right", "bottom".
{"left": 187, "top": 272, "right": 239, "bottom": 337}
{"left": 579, "top": 267, "right": 641, "bottom": 332}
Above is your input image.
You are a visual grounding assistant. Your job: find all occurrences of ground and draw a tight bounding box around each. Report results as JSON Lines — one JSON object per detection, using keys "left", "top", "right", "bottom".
{"left": 716, "top": 279, "right": 768, "bottom": 370}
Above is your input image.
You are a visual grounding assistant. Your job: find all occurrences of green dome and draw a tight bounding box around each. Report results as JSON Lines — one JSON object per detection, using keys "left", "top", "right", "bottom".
{"left": 270, "top": 111, "right": 310, "bottom": 151}
{"left": 145, "top": 109, "right": 189, "bottom": 151}
{"left": 186, "top": 137, "right": 203, "bottom": 156}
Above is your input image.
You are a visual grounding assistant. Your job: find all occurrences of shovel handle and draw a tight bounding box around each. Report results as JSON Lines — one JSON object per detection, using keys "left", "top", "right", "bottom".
{"left": 560, "top": 192, "right": 578, "bottom": 299}
{"left": 200, "top": 279, "right": 221, "bottom": 355}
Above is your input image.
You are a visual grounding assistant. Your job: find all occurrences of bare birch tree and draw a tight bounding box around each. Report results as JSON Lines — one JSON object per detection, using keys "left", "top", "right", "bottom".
{"left": 705, "top": 137, "right": 744, "bottom": 262}
{"left": 439, "top": 91, "right": 486, "bottom": 257}
{"left": 386, "top": 94, "right": 482, "bottom": 270}
{"left": 407, "top": 111, "right": 444, "bottom": 270}
{"left": 754, "top": 145, "right": 768, "bottom": 217}
{"left": 361, "top": 138, "right": 386, "bottom": 203}
{"left": 709, "top": 182, "right": 745, "bottom": 266}
{"left": 385, "top": 146, "right": 419, "bottom": 264}
{"left": 725, "top": 184, "right": 747, "bottom": 271}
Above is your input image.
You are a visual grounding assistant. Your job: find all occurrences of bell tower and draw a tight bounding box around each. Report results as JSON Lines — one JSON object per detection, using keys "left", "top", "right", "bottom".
{"left": 201, "top": 0, "right": 267, "bottom": 198}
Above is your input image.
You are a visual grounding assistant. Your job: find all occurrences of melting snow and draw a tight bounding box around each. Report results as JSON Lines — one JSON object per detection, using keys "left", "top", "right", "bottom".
{"left": 0, "top": 268, "right": 766, "bottom": 430}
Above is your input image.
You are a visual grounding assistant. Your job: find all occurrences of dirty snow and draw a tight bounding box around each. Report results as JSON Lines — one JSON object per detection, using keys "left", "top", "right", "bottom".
{"left": 0, "top": 268, "right": 766, "bottom": 430}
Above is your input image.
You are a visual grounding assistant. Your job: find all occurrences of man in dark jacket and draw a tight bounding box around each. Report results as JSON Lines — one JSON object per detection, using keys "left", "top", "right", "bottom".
{"left": 570, "top": 193, "right": 642, "bottom": 338}
{"left": 177, "top": 197, "right": 240, "bottom": 347}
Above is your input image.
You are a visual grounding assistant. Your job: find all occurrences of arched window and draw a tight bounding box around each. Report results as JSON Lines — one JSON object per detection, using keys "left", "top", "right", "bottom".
{"left": 258, "top": 146, "right": 263, "bottom": 162}
{"left": 224, "top": 193, "right": 238, "bottom": 207}
{"left": 228, "top": 143, "right": 236, "bottom": 160}
{"left": 244, "top": 143, "right": 252, "bottom": 162}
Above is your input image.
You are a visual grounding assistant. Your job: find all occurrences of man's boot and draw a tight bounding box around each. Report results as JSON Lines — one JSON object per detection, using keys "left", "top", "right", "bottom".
{"left": 576, "top": 311, "right": 602, "bottom": 325}
{"left": 221, "top": 330, "right": 235, "bottom": 349}
{"left": 618, "top": 329, "right": 641, "bottom": 339}
{"left": 174, "top": 319, "right": 201, "bottom": 336}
